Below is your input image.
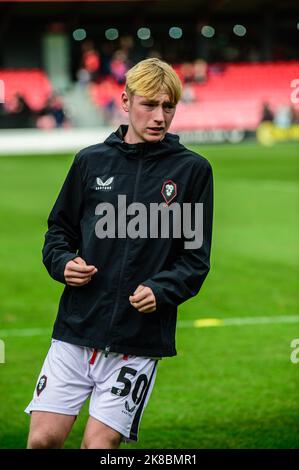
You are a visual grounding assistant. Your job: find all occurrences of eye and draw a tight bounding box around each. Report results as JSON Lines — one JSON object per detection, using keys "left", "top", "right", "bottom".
{"left": 164, "top": 103, "right": 175, "bottom": 110}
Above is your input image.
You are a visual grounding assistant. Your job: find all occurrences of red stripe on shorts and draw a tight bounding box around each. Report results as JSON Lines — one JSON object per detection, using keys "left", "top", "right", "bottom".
{"left": 89, "top": 349, "right": 98, "bottom": 365}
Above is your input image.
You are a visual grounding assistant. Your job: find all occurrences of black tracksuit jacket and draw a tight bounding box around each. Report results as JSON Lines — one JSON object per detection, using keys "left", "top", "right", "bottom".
{"left": 43, "top": 125, "right": 213, "bottom": 357}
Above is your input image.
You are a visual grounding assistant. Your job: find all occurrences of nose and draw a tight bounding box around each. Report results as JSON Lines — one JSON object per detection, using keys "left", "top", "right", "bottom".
{"left": 153, "top": 105, "right": 165, "bottom": 124}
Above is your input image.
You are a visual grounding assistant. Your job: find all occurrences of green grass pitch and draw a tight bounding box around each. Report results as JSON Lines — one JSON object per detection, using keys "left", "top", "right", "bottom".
{"left": 0, "top": 141, "right": 298, "bottom": 448}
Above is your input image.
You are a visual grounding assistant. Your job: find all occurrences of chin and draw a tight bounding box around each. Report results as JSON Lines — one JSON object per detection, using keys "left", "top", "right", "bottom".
{"left": 143, "top": 132, "right": 165, "bottom": 143}
{"left": 145, "top": 136, "right": 161, "bottom": 143}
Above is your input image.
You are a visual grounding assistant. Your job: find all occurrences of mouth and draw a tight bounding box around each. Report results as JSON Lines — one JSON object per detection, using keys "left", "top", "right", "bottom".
{"left": 147, "top": 127, "right": 164, "bottom": 132}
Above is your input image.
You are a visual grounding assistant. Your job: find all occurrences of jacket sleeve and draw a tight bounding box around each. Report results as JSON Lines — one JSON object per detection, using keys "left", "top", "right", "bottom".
{"left": 42, "top": 153, "right": 84, "bottom": 284}
{"left": 142, "top": 161, "right": 213, "bottom": 308}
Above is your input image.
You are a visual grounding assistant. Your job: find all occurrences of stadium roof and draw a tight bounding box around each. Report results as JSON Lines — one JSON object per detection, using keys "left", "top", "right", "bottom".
{"left": 0, "top": 0, "right": 298, "bottom": 18}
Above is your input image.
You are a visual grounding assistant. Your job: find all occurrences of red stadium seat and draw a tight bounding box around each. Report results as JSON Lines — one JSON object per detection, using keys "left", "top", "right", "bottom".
{"left": 2, "top": 63, "right": 298, "bottom": 130}
{"left": 89, "top": 61, "right": 299, "bottom": 130}
{"left": 0, "top": 69, "right": 52, "bottom": 111}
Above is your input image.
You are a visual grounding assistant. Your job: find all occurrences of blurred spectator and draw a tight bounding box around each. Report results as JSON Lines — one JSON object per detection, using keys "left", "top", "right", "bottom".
{"left": 179, "top": 59, "right": 208, "bottom": 84}
{"left": 290, "top": 106, "right": 299, "bottom": 124}
{"left": 36, "top": 94, "right": 69, "bottom": 129}
{"left": 76, "top": 67, "right": 91, "bottom": 87}
{"left": 180, "top": 62, "right": 194, "bottom": 83}
{"left": 51, "top": 95, "right": 67, "bottom": 127}
{"left": 274, "top": 105, "right": 293, "bottom": 128}
{"left": 103, "top": 98, "right": 116, "bottom": 122}
{"left": 35, "top": 114, "right": 56, "bottom": 130}
{"left": 100, "top": 42, "right": 114, "bottom": 78}
{"left": 0, "top": 102, "right": 5, "bottom": 117}
{"left": 181, "top": 83, "right": 196, "bottom": 103}
{"left": 119, "top": 35, "right": 135, "bottom": 66}
{"left": 1, "top": 93, "right": 35, "bottom": 128}
{"left": 110, "top": 50, "right": 129, "bottom": 85}
{"left": 209, "top": 63, "right": 225, "bottom": 76}
{"left": 81, "top": 40, "right": 101, "bottom": 82}
{"left": 193, "top": 59, "right": 207, "bottom": 84}
{"left": 260, "top": 103, "right": 274, "bottom": 122}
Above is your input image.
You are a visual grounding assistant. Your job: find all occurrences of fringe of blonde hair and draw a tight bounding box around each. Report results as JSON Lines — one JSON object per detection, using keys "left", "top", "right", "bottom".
{"left": 125, "top": 58, "right": 182, "bottom": 105}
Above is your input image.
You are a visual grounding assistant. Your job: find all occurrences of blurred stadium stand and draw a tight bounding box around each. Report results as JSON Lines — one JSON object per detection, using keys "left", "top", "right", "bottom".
{"left": 0, "top": 0, "right": 298, "bottom": 150}
{"left": 0, "top": 70, "right": 52, "bottom": 111}
{"left": 89, "top": 61, "right": 299, "bottom": 131}
{"left": 1, "top": 61, "right": 298, "bottom": 131}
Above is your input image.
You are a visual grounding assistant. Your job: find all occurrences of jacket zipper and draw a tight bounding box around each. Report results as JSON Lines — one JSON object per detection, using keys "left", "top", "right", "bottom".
{"left": 104, "top": 152, "right": 144, "bottom": 357}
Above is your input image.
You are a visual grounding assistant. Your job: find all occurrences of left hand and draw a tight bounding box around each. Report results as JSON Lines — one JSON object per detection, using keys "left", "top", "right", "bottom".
{"left": 129, "top": 285, "right": 156, "bottom": 313}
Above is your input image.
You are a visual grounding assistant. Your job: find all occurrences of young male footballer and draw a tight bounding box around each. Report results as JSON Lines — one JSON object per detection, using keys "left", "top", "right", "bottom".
{"left": 25, "top": 58, "right": 213, "bottom": 449}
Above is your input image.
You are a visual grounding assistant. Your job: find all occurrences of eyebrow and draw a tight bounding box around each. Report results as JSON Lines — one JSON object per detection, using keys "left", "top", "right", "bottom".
{"left": 141, "top": 99, "right": 174, "bottom": 105}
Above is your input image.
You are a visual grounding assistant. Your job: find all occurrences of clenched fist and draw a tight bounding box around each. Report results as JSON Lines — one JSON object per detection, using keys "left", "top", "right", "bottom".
{"left": 64, "top": 256, "right": 98, "bottom": 286}
{"left": 129, "top": 284, "right": 156, "bottom": 313}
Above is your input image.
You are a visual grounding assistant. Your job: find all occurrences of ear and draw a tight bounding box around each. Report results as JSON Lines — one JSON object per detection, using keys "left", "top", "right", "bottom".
{"left": 121, "top": 91, "right": 130, "bottom": 113}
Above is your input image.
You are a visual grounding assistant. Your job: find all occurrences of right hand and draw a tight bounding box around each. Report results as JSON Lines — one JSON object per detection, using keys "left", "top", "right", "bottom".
{"left": 64, "top": 256, "right": 98, "bottom": 286}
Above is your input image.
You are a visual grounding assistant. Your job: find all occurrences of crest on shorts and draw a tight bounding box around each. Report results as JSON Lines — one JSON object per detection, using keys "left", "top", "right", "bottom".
{"left": 161, "top": 180, "right": 177, "bottom": 205}
{"left": 36, "top": 375, "right": 47, "bottom": 396}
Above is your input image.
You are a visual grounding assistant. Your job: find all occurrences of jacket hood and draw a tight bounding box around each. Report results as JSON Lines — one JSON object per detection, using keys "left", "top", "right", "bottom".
{"left": 104, "top": 124, "right": 185, "bottom": 160}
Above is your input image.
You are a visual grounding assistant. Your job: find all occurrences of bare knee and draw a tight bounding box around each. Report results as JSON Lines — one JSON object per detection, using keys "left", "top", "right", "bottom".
{"left": 81, "top": 416, "right": 122, "bottom": 449}
{"left": 82, "top": 435, "right": 121, "bottom": 449}
{"left": 27, "top": 431, "right": 64, "bottom": 449}
{"left": 81, "top": 430, "right": 121, "bottom": 449}
{"left": 27, "top": 411, "right": 75, "bottom": 449}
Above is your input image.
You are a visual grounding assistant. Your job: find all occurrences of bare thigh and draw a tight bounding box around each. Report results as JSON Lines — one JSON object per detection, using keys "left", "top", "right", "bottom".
{"left": 27, "top": 411, "right": 76, "bottom": 449}
{"left": 81, "top": 416, "right": 122, "bottom": 449}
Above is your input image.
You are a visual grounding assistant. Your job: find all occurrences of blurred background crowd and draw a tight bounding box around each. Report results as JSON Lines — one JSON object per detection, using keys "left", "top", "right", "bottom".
{"left": 0, "top": 0, "right": 298, "bottom": 139}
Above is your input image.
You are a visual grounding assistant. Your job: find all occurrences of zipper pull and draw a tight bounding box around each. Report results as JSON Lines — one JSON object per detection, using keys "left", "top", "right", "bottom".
{"left": 104, "top": 345, "right": 110, "bottom": 357}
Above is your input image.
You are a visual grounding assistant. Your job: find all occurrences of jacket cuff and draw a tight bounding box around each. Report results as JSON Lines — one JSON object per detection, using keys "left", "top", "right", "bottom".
{"left": 53, "top": 253, "right": 79, "bottom": 284}
{"left": 142, "top": 279, "right": 166, "bottom": 310}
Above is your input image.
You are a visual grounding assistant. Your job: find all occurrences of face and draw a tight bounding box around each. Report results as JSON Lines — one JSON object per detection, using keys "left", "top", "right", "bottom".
{"left": 121, "top": 91, "right": 176, "bottom": 144}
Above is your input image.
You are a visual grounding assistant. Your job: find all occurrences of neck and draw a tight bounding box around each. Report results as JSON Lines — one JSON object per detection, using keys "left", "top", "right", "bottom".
{"left": 123, "top": 127, "right": 144, "bottom": 144}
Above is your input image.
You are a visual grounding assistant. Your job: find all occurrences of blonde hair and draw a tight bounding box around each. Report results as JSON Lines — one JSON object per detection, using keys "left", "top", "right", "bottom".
{"left": 125, "top": 58, "right": 182, "bottom": 105}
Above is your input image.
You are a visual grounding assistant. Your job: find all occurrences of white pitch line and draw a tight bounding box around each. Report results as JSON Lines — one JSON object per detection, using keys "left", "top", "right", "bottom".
{"left": 178, "top": 315, "right": 299, "bottom": 328}
{"left": 0, "top": 315, "right": 298, "bottom": 337}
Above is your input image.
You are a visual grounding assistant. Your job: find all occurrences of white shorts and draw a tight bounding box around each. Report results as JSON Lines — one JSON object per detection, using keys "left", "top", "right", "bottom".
{"left": 24, "top": 339, "right": 159, "bottom": 442}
